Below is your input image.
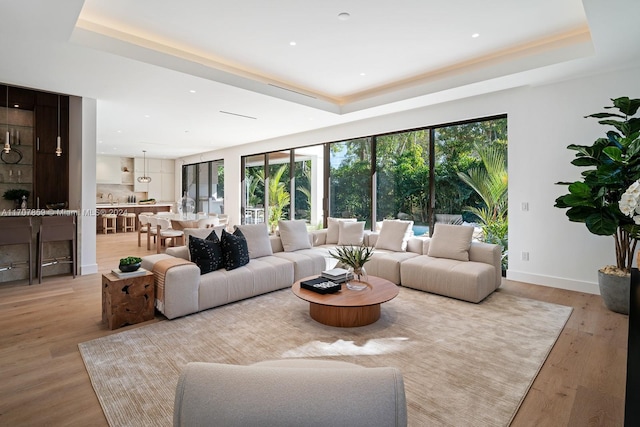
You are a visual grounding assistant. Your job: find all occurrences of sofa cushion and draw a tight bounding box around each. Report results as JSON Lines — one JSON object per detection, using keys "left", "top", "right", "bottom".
{"left": 235, "top": 223, "right": 273, "bottom": 259}
{"left": 188, "top": 234, "right": 223, "bottom": 274}
{"left": 427, "top": 223, "right": 473, "bottom": 261}
{"left": 278, "top": 220, "right": 312, "bottom": 252}
{"left": 221, "top": 229, "right": 250, "bottom": 270}
{"left": 326, "top": 217, "right": 356, "bottom": 244}
{"left": 338, "top": 221, "right": 365, "bottom": 245}
{"left": 374, "top": 219, "right": 413, "bottom": 252}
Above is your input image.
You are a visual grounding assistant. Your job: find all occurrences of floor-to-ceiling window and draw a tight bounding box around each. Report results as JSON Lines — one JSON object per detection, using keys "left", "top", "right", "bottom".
{"left": 375, "top": 130, "right": 430, "bottom": 234}
{"left": 434, "top": 117, "right": 508, "bottom": 267}
{"left": 242, "top": 146, "right": 325, "bottom": 229}
{"left": 181, "top": 159, "right": 224, "bottom": 214}
{"left": 267, "top": 151, "right": 291, "bottom": 232}
{"left": 242, "top": 154, "right": 266, "bottom": 224}
{"left": 328, "top": 138, "right": 372, "bottom": 227}
{"left": 238, "top": 115, "right": 507, "bottom": 267}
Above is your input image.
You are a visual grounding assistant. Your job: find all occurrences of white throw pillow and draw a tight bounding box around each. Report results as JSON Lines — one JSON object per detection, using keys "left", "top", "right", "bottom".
{"left": 235, "top": 223, "right": 273, "bottom": 259}
{"left": 278, "top": 220, "right": 312, "bottom": 252}
{"left": 326, "top": 217, "right": 356, "bottom": 244}
{"left": 427, "top": 223, "right": 474, "bottom": 261}
{"left": 374, "top": 220, "right": 413, "bottom": 252}
{"left": 337, "top": 221, "right": 365, "bottom": 246}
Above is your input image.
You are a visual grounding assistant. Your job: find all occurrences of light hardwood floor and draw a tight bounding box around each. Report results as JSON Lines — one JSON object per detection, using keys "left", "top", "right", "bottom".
{"left": 0, "top": 232, "right": 628, "bottom": 426}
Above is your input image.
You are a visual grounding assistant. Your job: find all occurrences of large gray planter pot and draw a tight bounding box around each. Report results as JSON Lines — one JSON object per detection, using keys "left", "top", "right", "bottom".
{"left": 598, "top": 270, "right": 630, "bottom": 315}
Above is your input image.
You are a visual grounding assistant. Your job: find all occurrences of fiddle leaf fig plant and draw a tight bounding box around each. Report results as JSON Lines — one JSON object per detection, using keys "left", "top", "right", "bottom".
{"left": 554, "top": 97, "right": 640, "bottom": 273}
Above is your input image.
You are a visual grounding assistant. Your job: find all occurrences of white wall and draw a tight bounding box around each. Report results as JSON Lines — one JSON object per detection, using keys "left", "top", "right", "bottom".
{"left": 71, "top": 96, "right": 98, "bottom": 275}
{"left": 177, "top": 65, "right": 640, "bottom": 294}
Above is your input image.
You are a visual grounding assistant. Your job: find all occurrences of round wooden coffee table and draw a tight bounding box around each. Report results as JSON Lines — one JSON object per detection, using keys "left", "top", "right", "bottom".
{"left": 291, "top": 275, "right": 399, "bottom": 327}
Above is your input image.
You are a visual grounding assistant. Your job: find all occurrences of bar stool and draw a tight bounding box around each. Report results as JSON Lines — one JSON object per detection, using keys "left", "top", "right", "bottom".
{"left": 102, "top": 214, "right": 117, "bottom": 234}
{"left": 120, "top": 212, "right": 137, "bottom": 232}
{"left": 38, "top": 215, "right": 77, "bottom": 284}
{"left": 0, "top": 217, "right": 33, "bottom": 285}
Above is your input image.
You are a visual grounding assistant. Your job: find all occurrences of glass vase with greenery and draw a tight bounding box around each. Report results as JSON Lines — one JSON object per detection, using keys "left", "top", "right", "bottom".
{"left": 328, "top": 245, "right": 374, "bottom": 290}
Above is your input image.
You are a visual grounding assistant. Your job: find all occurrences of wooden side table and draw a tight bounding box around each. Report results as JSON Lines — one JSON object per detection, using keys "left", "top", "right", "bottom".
{"left": 102, "top": 270, "right": 155, "bottom": 330}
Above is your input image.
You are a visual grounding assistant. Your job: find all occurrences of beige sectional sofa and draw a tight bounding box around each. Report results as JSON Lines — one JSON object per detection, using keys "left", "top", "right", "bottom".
{"left": 142, "top": 220, "right": 502, "bottom": 320}
{"left": 313, "top": 220, "right": 502, "bottom": 303}
{"left": 142, "top": 222, "right": 325, "bottom": 319}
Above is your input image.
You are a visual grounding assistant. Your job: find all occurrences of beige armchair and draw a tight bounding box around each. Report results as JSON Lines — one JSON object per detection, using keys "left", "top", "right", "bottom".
{"left": 173, "top": 359, "right": 407, "bottom": 427}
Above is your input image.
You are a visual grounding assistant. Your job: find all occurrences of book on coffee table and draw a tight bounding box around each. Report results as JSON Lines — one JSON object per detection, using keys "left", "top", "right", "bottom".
{"left": 300, "top": 277, "right": 341, "bottom": 294}
{"left": 111, "top": 268, "right": 149, "bottom": 279}
{"left": 321, "top": 268, "right": 353, "bottom": 283}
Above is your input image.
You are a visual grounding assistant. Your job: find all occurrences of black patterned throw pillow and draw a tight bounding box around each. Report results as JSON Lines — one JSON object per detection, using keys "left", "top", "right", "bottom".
{"left": 188, "top": 234, "right": 223, "bottom": 274}
{"left": 206, "top": 229, "right": 220, "bottom": 241}
{"left": 221, "top": 228, "right": 250, "bottom": 271}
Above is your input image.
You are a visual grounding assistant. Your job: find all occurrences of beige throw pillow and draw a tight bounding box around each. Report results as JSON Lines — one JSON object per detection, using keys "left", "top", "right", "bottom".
{"left": 374, "top": 220, "right": 413, "bottom": 252}
{"left": 235, "top": 223, "right": 273, "bottom": 259}
{"left": 337, "top": 221, "right": 365, "bottom": 245}
{"left": 427, "top": 223, "right": 474, "bottom": 261}
{"left": 278, "top": 220, "right": 312, "bottom": 252}
{"left": 326, "top": 217, "right": 356, "bottom": 244}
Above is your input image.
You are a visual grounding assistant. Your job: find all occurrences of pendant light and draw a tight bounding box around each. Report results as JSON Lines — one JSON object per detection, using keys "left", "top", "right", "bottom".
{"left": 137, "top": 150, "right": 152, "bottom": 183}
{"left": 4, "top": 86, "right": 10, "bottom": 154}
{"left": 55, "top": 94, "right": 62, "bottom": 157}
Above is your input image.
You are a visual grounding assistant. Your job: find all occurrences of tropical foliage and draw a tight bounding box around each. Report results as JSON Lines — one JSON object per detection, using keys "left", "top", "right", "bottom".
{"left": 458, "top": 144, "right": 509, "bottom": 268}
{"left": 555, "top": 97, "right": 640, "bottom": 272}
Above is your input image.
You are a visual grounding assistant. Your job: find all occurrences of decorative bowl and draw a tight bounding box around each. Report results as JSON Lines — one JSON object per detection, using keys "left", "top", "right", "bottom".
{"left": 119, "top": 262, "right": 141, "bottom": 273}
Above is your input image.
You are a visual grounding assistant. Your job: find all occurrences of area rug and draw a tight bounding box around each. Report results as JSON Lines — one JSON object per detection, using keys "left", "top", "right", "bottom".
{"left": 79, "top": 287, "right": 572, "bottom": 427}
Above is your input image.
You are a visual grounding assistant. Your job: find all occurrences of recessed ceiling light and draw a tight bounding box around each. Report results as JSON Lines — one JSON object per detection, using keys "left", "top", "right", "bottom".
{"left": 472, "top": 33, "right": 480, "bottom": 38}
{"left": 98, "top": 140, "right": 103, "bottom": 144}
{"left": 189, "top": 89, "right": 196, "bottom": 93}
{"left": 360, "top": 72, "right": 366, "bottom": 76}
{"left": 144, "top": 114, "right": 150, "bottom": 118}
{"left": 289, "top": 41, "right": 297, "bottom": 46}
{"left": 338, "top": 12, "right": 351, "bottom": 21}
{"left": 117, "top": 130, "right": 122, "bottom": 133}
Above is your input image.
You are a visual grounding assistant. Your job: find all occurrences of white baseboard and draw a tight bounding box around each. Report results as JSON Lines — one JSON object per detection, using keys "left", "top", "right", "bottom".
{"left": 80, "top": 263, "right": 99, "bottom": 275}
{"left": 506, "top": 270, "right": 600, "bottom": 295}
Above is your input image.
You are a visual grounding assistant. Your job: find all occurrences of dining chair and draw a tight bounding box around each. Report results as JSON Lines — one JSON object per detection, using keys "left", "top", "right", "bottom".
{"left": 197, "top": 217, "right": 219, "bottom": 228}
{"left": 156, "top": 217, "right": 184, "bottom": 253}
{"left": 147, "top": 216, "right": 158, "bottom": 251}
{"left": 138, "top": 214, "right": 150, "bottom": 247}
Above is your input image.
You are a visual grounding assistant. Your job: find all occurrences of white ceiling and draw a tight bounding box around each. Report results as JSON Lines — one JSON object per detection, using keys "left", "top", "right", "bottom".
{"left": 0, "top": 0, "right": 639, "bottom": 159}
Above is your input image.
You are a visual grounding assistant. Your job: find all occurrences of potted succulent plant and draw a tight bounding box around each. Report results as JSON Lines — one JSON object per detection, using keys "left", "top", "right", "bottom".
{"left": 119, "top": 256, "right": 142, "bottom": 272}
{"left": 328, "top": 245, "right": 374, "bottom": 290}
{"left": 554, "top": 97, "right": 640, "bottom": 314}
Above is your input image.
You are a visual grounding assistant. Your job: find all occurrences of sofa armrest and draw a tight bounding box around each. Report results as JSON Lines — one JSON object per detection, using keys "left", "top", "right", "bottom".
{"left": 141, "top": 253, "right": 200, "bottom": 319}
{"left": 166, "top": 245, "right": 190, "bottom": 260}
{"left": 469, "top": 241, "right": 502, "bottom": 290}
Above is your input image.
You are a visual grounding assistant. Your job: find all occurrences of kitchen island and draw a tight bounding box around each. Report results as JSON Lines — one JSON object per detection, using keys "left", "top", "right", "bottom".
{"left": 95, "top": 202, "right": 173, "bottom": 233}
